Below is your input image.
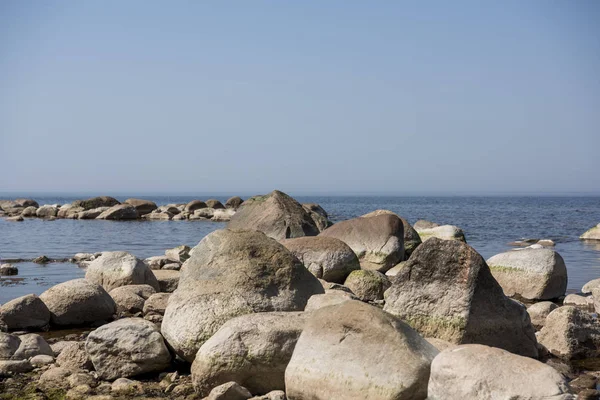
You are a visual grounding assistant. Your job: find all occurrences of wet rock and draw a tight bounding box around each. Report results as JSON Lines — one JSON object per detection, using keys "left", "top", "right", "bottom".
{"left": 487, "top": 248, "right": 568, "bottom": 300}
{"left": 227, "top": 190, "right": 322, "bottom": 240}
{"left": 86, "top": 251, "right": 160, "bottom": 292}
{"left": 319, "top": 213, "right": 404, "bottom": 273}
{"left": 56, "top": 342, "right": 93, "bottom": 371}
{"left": 206, "top": 199, "right": 225, "bottom": 209}
{"left": 123, "top": 198, "right": 157, "bottom": 216}
{"left": 427, "top": 344, "right": 573, "bottom": 400}
{"left": 225, "top": 196, "right": 243, "bottom": 209}
{"left": 96, "top": 204, "right": 139, "bottom": 220}
{"left": 33, "top": 255, "right": 50, "bottom": 264}
{"left": 165, "top": 245, "right": 191, "bottom": 263}
{"left": 538, "top": 306, "right": 600, "bottom": 359}
{"left": 39, "top": 279, "right": 116, "bottom": 326}
{"left": 0, "top": 264, "right": 18, "bottom": 276}
{"left": 192, "top": 312, "right": 306, "bottom": 396}
{"left": 527, "top": 301, "right": 559, "bottom": 330}
{"left": 280, "top": 236, "right": 360, "bottom": 283}
{"left": 383, "top": 238, "right": 538, "bottom": 357}
{"left": 0, "top": 294, "right": 51, "bottom": 331}
{"left": 286, "top": 300, "right": 437, "bottom": 400}
{"left": 343, "top": 270, "right": 390, "bottom": 302}
{"left": 580, "top": 223, "right": 600, "bottom": 240}
{"left": 86, "top": 318, "right": 171, "bottom": 380}
{"left": 416, "top": 224, "right": 466, "bottom": 242}
{"left": 161, "top": 229, "right": 323, "bottom": 362}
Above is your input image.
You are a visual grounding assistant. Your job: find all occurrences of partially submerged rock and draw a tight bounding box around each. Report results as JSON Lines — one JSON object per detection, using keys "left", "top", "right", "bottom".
{"left": 96, "top": 204, "right": 139, "bottom": 220}
{"left": 123, "top": 198, "right": 157, "bottom": 216}
{"left": 383, "top": 238, "right": 538, "bottom": 357}
{"left": 0, "top": 264, "right": 18, "bottom": 276}
{"left": 580, "top": 223, "right": 600, "bottom": 240}
{"left": 86, "top": 251, "right": 160, "bottom": 292}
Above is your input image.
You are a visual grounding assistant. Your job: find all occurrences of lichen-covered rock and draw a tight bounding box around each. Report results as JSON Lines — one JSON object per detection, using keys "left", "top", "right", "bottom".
{"left": 86, "top": 318, "right": 171, "bottom": 380}
{"left": 123, "top": 198, "right": 157, "bottom": 216}
{"left": 39, "top": 279, "right": 116, "bottom": 326}
{"left": 527, "top": 301, "right": 559, "bottom": 330}
{"left": 416, "top": 224, "right": 465, "bottom": 242}
{"left": 227, "top": 190, "right": 322, "bottom": 240}
{"left": 537, "top": 306, "right": 600, "bottom": 360}
{"left": 319, "top": 213, "right": 404, "bottom": 273}
{"left": 487, "top": 248, "right": 568, "bottom": 300}
{"left": 0, "top": 294, "right": 51, "bottom": 331}
{"left": 86, "top": 251, "right": 160, "bottom": 292}
{"left": 161, "top": 229, "right": 323, "bottom": 362}
{"left": 192, "top": 312, "right": 306, "bottom": 396}
{"left": 580, "top": 223, "right": 600, "bottom": 240}
{"left": 285, "top": 300, "right": 438, "bottom": 400}
{"left": 96, "top": 204, "right": 139, "bottom": 220}
{"left": 427, "top": 344, "right": 574, "bottom": 400}
{"left": 383, "top": 238, "right": 538, "bottom": 357}
{"left": 280, "top": 236, "right": 360, "bottom": 283}
{"left": 343, "top": 270, "right": 390, "bottom": 302}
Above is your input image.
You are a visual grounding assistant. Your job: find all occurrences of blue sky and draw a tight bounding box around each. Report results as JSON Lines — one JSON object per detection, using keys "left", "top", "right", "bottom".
{"left": 1, "top": 1, "right": 599, "bottom": 195}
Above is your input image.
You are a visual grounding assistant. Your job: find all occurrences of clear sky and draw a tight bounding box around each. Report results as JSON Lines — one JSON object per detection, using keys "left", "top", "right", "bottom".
{"left": 1, "top": 1, "right": 599, "bottom": 196}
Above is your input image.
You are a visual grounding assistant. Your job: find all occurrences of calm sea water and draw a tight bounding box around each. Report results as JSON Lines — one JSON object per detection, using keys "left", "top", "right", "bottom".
{"left": 1, "top": 195, "right": 599, "bottom": 303}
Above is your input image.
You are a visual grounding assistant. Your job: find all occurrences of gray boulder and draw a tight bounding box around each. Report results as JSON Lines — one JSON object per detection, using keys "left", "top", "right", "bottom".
{"left": 36, "top": 205, "right": 58, "bottom": 218}
{"left": 383, "top": 238, "right": 538, "bottom": 357}
{"left": 486, "top": 248, "right": 567, "bottom": 300}
{"left": 55, "top": 341, "right": 93, "bottom": 371}
{"left": 427, "top": 344, "right": 574, "bottom": 400}
{"left": 416, "top": 224, "right": 466, "bottom": 242}
{"left": 77, "top": 206, "right": 109, "bottom": 219}
{"left": 527, "top": 301, "right": 559, "bottom": 330}
{"left": 123, "top": 198, "right": 157, "bottom": 216}
{"left": 413, "top": 220, "right": 439, "bottom": 230}
{"left": 72, "top": 196, "right": 120, "bottom": 210}
{"left": 96, "top": 204, "right": 139, "bottom": 220}
{"left": 109, "top": 285, "right": 156, "bottom": 315}
{"left": 143, "top": 293, "right": 171, "bottom": 315}
{"left": 0, "top": 264, "right": 18, "bottom": 276}
{"left": 0, "top": 294, "right": 50, "bottom": 331}
{"left": 285, "top": 300, "right": 438, "bottom": 400}
{"left": 343, "top": 270, "right": 390, "bottom": 301}
{"left": 319, "top": 213, "right": 404, "bottom": 272}
{"left": 0, "top": 333, "right": 20, "bottom": 359}
{"left": 152, "top": 269, "right": 180, "bottom": 292}
{"left": 205, "top": 382, "right": 252, "bottom": 400}
{"left": 86, "top": 251, "right": 160, "bottom": 292}
{"left": 21, "top": 206, "right": 38, "bottom": 217}
{"left": 0, "top": 360, "right": 33, "bottom": 376}
{"left": 185, "top": 200, "right": 208, "bottom": 213}
{"left": 580, "top": 223, "right": 600, "bottom": 240}
{"left": 39, "top": 279, "right": 116, "bottom": 326}
{"left": 12, "top": 333, "right": 53, "bottom": 359}
{"left": 302, "top": 203, "right": 332, "bottom": 232}
{"left": 165, "top": 245, "right": 191, "bottom": 263}
{"left": 304, "top": 291, "right": 358, "bottom": 312}
{"left": 14, "top": 198, "right": 39, "bottom": 208}
{"left": 582, "top": 277, "right": 600, "bottom": 294}
{"left": 206, "top": 199, "right": 225, "bottom": 209}
{"left": 57, "top": 204, "right": 83, "bottom": 219}
{"left": 227, "top": 190, "right": 322, "bottom": 240}
{"left": 161, "top": 229, "right": 323, "bottom": 362}
{"left": 144, "top": 255, "right": 171, "bottom": 270}
{"left": 361, "top": 210, "right": 421, "bottom": 257}
{"left": 86, "top": 318, "right": 171, "bottom": 380}
{"left": 192, "top": 312, "right": 306, "bottom": 396}
{"left": 280, "top": 236, "right": 360, "bottom": 283}
{"left": 225, "top": 196, "right": 244, "bottom": 209}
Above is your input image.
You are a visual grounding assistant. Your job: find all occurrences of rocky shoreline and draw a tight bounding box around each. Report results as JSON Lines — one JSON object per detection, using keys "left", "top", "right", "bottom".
{"left": 1, "top": 190, "right": 600, "bottom": 399}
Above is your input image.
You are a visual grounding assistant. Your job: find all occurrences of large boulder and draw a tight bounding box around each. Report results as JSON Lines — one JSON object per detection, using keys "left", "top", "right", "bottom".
{"left": 39, "top": 279, "right": 116, "bottom": 326}
{"left": 57, "top": 204, "right": 83, "bottom": 219}
{"left": 12, "top": 334, "right": 53, "bottom": 359}
{"left": 416, "top": 225, "right": 465, "bottom": 242}
{"left": 285, "top": 300, "right": 438, "bottom": 400}
{"left": 0, "top": 294, "right": 51, "bottom": 331}
{"left": 280, "top": 236, "right": 360, "bottom": 283}
{"left": 225, "top": 196, "right": 244, "bottom": 209}
{"left": 185, "top": 200, "right": 208, "bottom": 213}
{"left": 361, "top": 210, "right": 422, "bottom": 258}
{"left": 86, "top": 251, "right": 160, "bottom": 292}
{"left": 123, "top": 198, "right": 157, "bottom": 216}
{"left": 383, "top": 238, "right": 538, "bottom": 357}
{"left": 109, "top": 285, "right": 156, "bottom": 315}
{"left": 206, "top": 199, "right": 225, "bottom": 209}
{"left": 343, "top": 270, "right": 390, "bottom": 301}
{"left": 96, "top": 204, "right": 139, "bottom": 220}
{"left": 427, "top": 344, "right": 573, "bottom": 400}
{"left": 537, "top": 306, "right": 600, "bottom": 360}
{"left": 192, "top": 312, "right": 306, "bottom": 396}
{"left": 580, "top": 223, "right": 600, "bottom": 240}
{"left": 72, "top": 196, "right": 120, "bottom": 210}
{"left": 302, "top": 203, "right": 332, "bottom": 232}
{"left": 21, "top": 206, "right": 38, "bottom": 217}
{"left": 486, "top": 248, "right": 567, "bottom": 300}
{"left": 86, "top": 318, "right": 171, "bottom": 380}
{"left": 227, "top": 190, "right": 322, "bottom": 240}
{"left": 305, "top": 291, "right": 358, "bottom": 311}
{"left": 152, "top": 269, "right": 180, "bottom": 292}
{"left": 0, "top": 333, "right": 20, "bottom": 359}
{"left": 56, "top": 341, "right": 93, "bottom": 371}
{"left": 36, "top": 205, "right": 58, "bottom": 218}
{"left": 161, "top": 229, "right": 324, "bottom": 362}
{"left": 319, "top": 213, "right": 404, "bottom": 272}
{"left": 14, "top": 198, "right": 39, "bottom": 208}
{"left": 77, "top": 206, "right": 109, "bottom": 219}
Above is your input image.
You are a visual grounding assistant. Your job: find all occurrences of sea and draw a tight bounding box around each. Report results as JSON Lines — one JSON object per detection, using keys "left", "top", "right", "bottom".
{"left": 1, "top": 195, "right": 599, "bottom": 304}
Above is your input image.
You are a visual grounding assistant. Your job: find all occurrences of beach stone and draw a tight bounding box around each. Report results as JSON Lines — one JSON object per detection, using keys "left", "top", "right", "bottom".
{"left": 0, "top": 294, "right": 51, "bottom": 331}
{"left": 185, "top": 200, "right": 207, "bottom": 213}
{"left": 487, "top": 248, "right": 568, "bottom": 300}
{"left": 58, "top": 204, "right": 84, "bottom": 219}
{"left": 165, "top": 245, "right": 191, "bottom": 263}
{"left": 361, "top": 210, "right": 422, "bottom": 258}
{"left": 123, "top": 198, "right": 157, "bottom": 216}
{"left": 86, "top": 318, "right": 171, "bottom": 380}
{"left": 158, "top": 204, "right": 181, "bottom": 214}
{"left": 564, "top": 293, "right": 594, "bottom": 310}
{"left": 50, "top": 341, "right": 78, "bottom": 357}
{"left": 152, "top": 269, "right": 180, "bottom": 292}
{"left": 144, "top": 210, "right": 173, "bottom": 220}
{"left": 111, "top": 377, "right": 144, "bottom": 394}
{"left": 0, "top": 359, "right": 33, "bottom": 376}
{"left": 39, "top": 366, "right": 72, "bottom": 389}
{"left": 212, "top": 208, "right": 236, "bottom": 222}
{"left": 21, "top": 206, "right": 38, "bottom": 217}
{"left": 13, "top": 333, "right": 53, "bottom": 359}
{"left": 227, "top": 190, "right": 322, "bottom": 240}
{"left": 206, "top": 199, "right": 225, "bottom": 209}
{"left": 427, "top": 344, "right": 574, "bottom": 400}
{"left": 538, "top": 306, "right": 600, "bottom": 359}
{"left": 67, "top": 372, "right": 97, "bottom": 388}
{"left": 580, "top": 223, "right": 600, "bottom": 240}
{"left": 30, "top": 354, "right": 54, "bottom": 367}
{"left": 192, "top": 312, "right": 306, "bottom": 396}
{"left": 343, "top": 270, "right": 391, "bottom": 301}
{"left": 14, "top": 198, "right": 39, "bottom": 208}
{"left": 73, "top": 196, "right": 120, "bottom": 211}
{"left": 0, "top": 264, "right": 18, "bottom": 276}
{"left": 143, "top": 293, "right": 170, "bottom": 315}
{"left": 144, "top": 255, "right": 170, "bottom": 270}
{"left": 86, "top": 251, "right": 160, "bottom": 292}
{"left": 0, "top": 333, "right": 20, "bottom": 359}
{"left": 205, "top": 382, "right": 252, "bottom": 400}
{"left": 225, "top": 196, "right": 243, "bottom": 209}
{"left": 527, "top": 301, "right": 559, "bottom": 330}
{"left": 39, "top": 279, "right": 116, "bottom": 326}
{"left": 583, "top": 278, "right": 600, "bottom": 294}
{"left": 304, "top": 291, "right": 358, "bottom": 311}
{"left": 161, "top": 229, "right": 323, "bottom": 362}
{"left": 383, "top": 238, "right": 538, "bottom": 357}
{"left": 56, "top": 342, "right": 93, "bottom": 371}
{"left": 109, "top": 288, "right": 145, "bottom": 315}
{"left": 319, "top": 213, "right": 404, "bottom": 273}
{"left": 416, "top": 224, "right": 466, "bottom": 242}
{"left": 96, "top": 204, "right": 138, "bottom": 220}
{"left": 77, "top": 206, "right": 110, "bottom": 219}
{"left": 280, "top": 236, "right": 360, "bottom": 283}
{"left": 36, "top": 205, "right": 58, "bottom": 218}
{"left": 413, "top": 220, "right": 439, "bottom": 230}
{"left": 285, "top": 300, "right": 437, "bottom": 400}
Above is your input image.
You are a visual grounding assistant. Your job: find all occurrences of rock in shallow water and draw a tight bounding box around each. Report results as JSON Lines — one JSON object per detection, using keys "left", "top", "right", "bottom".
{"left": 86, "top": 251, "right": 160, "bottom": 292}
{"left": 580, "top": 223, "right": 600, "bottom": 240}
{"left": 0, "top": 264, "right": 18, "bottom": 276}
